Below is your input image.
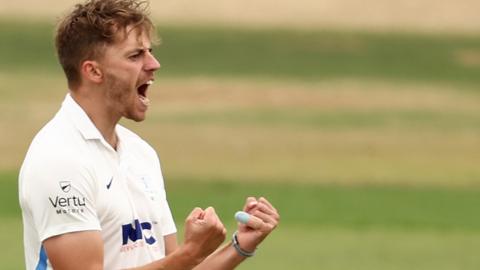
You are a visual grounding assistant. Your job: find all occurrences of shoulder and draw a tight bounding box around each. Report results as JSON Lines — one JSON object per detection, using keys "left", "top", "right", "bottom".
{"left": 30, "top": 109, "right": 81, "bottom": 151}
{"left": 20, "top": 114, "right": 95, "bottom": 195}
{"left": 24, "top": 113, "right": 87, "bottom": 168}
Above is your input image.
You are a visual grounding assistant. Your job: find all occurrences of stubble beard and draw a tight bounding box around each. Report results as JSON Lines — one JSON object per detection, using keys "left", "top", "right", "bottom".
{"left": 104, "top": 72, "right": 141, "bottom": 122}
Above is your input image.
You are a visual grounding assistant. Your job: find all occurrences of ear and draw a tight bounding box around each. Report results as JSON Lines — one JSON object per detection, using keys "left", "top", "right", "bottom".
{"left": 80, "top": 60, "right": 103, "bottom": 84}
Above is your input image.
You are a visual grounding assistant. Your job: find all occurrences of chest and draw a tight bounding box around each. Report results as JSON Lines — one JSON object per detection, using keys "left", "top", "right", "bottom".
{"left": 91, "top": 145, "right": 167, "bottom": 236}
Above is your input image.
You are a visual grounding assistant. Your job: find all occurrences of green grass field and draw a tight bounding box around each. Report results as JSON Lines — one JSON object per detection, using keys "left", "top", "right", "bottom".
{"left": 2, "top": 20, "right": 480, "bottom": 269}
{"left": 3, "top": 172, "right": 480, "bottom": 269}
{"left": 2, "top": 20, "right": 480, "bottom": 84}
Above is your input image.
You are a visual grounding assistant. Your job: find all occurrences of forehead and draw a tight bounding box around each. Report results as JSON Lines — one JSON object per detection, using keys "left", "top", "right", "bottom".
{"left": 111, "top": 26, "right": 152, "bottom": 50}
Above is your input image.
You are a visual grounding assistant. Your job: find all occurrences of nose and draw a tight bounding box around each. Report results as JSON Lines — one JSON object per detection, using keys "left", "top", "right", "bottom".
{"left": 145, "top": 51, "right": 161, "bottom": 72}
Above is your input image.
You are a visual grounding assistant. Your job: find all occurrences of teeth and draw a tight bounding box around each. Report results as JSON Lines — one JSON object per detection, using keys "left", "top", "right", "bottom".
{"left": 146, "top": 80, "right": 153, "bottom": 85}
{"left": 139, "top": 95, "right": 150, "bottom": 106}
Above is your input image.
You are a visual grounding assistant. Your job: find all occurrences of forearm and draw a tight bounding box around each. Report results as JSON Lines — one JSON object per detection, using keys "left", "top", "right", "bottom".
{"left": 131, "top": 207, "right": 229, "bottom": 270}
{"left": 127, "top": 245, "right": 201, "bottom": 270}
{"left": 192, "top": 242, "right": 247, "bottom": 270}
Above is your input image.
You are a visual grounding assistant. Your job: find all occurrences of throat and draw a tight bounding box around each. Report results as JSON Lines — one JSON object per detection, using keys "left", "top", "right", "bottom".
{"left": 107, "top": 133, "right": 119, "bottom": 151}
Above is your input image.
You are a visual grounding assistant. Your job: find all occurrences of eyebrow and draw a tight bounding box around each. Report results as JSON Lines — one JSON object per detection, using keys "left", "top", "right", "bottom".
{"left": 125, "top": 47, "right": 153, "bottom": 56}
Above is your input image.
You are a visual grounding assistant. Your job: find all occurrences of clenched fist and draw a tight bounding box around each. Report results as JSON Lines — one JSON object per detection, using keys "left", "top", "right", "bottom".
{"left": 182, "top": 207, "right": 227, "bottom": 263}
{"left": 235, "top": 197, "right": 280, "bottom": 253}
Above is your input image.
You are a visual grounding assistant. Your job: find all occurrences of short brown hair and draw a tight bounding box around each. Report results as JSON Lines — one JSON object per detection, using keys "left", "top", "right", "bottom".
{"left": 55, "top": 0, "right": 156, "bottom": 88}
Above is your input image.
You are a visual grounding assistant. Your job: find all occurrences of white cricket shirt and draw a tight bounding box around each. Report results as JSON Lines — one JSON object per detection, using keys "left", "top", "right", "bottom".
{"left": 19, "top": 94, "right": 177, "bottom": 269}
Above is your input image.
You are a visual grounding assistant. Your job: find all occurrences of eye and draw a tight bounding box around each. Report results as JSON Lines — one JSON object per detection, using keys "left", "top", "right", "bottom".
{"left": 129, "top": 53, "right": 141, "bottom": 60}
{"left": 129, "top": 50, "right": 145, "bottom": 60}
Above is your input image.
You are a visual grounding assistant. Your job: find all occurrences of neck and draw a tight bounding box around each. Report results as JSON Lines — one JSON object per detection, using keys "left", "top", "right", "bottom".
{"left": 70, "top": 89, "right": 120, "bottom": 150}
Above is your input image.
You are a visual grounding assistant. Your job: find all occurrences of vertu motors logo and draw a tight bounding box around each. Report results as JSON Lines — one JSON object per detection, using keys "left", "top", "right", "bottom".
{"left": 59, "top": 181, "right": 71, "bottom": 193}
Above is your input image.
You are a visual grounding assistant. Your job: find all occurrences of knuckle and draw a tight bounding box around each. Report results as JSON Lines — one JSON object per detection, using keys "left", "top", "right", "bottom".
{"left": 185, "top": 215, "right": 195, "bottom": 223}
{"left": 272, "top": 218, "right": 279, "bottom": 226}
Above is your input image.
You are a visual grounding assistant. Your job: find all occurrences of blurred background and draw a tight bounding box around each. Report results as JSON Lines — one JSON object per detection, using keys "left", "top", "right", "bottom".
{"left": 1, "top": 0, "right": 480, "bottom": 269}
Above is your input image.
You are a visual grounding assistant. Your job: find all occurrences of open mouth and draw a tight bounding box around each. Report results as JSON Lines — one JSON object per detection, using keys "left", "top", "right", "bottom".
{"left": 137, "top": 80, "right": 153, "bottom": 106}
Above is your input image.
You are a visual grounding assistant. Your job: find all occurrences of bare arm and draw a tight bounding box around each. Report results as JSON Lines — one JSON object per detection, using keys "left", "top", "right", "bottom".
{"left": 43, "top": 207, "right": 226, "bottom": 270}
{"left": 43, "top": 231, "right": 104, "bottom": 270}
{"left": 164, "top": 234, "right": 247, "bottom": 270}
{"left": 164, "top": 233, "right": 178, "bottom": 255}
{"left": 191, "top": 241, "right": 247, "bottom": 270}
{"left": 44, "top": 231, "right": 199, "bottom": 270}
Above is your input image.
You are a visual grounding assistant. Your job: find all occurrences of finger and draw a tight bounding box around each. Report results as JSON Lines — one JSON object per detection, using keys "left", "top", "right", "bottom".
{"left": 235, "top": 211, "right": 263, "bottom": 230}
{"left": 250, "top": 210, "right": 278, "bottom": 227}
{"left": 204, "top": 207, "right": 221, "bottom": 224}
{"left": 204, "top": 207, "right": 227, "bottom": 236}
{"left": 204, "top": 206, "right": 216, "bottom": 218}
{"left": 188, "top": 207, "right": 204, "bottom": 219}
{"left": 187, "top": 207, "right": 207, "bottom": 225}
{"left": 256, "top": 204, "right": 280, "bottom": 225}
{"left": 243, "top": 197, "right": 258, "bottom": 212}
{"left": 252, "top": 201, "right": 277, "bottom": 216}
{"left": 258, "top": 197, "right": 276, "bottom": 211}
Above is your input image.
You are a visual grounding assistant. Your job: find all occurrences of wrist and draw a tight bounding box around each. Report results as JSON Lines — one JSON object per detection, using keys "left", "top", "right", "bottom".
{"left": 231, "top": 231, "right": 256, "bottom": 257}
{"left": 177, "top": 243, "right": 205, "bottom": 268}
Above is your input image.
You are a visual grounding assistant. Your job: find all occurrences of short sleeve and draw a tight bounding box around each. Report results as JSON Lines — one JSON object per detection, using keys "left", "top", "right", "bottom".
{"left": 20, "top": 154, "right": 101, "bottom": 242}
{"left": 159, "top": 193, "right": 177, "bottom": 236}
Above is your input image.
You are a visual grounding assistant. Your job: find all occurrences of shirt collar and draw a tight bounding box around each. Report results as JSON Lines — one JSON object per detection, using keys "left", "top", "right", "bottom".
{"left": 61, "top": 93, "right": 104, "bottom": 141}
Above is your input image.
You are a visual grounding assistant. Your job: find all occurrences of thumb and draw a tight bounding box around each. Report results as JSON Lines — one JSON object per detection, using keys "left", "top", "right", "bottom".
{"left": 235, "top": 211, "right": 263, "bottom": 230}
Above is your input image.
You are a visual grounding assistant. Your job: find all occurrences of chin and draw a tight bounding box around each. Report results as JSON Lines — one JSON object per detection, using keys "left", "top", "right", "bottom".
{"left": 132, "top": 116, "right": 146, "bottom": 122}
{"left": 125, "top": 113, "right": 147, "bottom": 122}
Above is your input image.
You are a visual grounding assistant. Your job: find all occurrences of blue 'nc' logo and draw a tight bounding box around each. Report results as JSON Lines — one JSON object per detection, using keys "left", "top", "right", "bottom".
{"left": 121, "top": 219, "right": 156, "bottom": 245}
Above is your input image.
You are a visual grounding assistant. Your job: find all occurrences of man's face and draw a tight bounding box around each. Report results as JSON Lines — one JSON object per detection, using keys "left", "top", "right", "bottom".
{"left": 98, "top": 26, "right": 160, "bottom": 122}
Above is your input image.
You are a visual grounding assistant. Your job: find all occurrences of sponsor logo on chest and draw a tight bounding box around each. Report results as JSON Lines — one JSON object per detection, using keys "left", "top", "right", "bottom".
{"left": 120, "top": 219, "right": 158, "bottom": 252}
